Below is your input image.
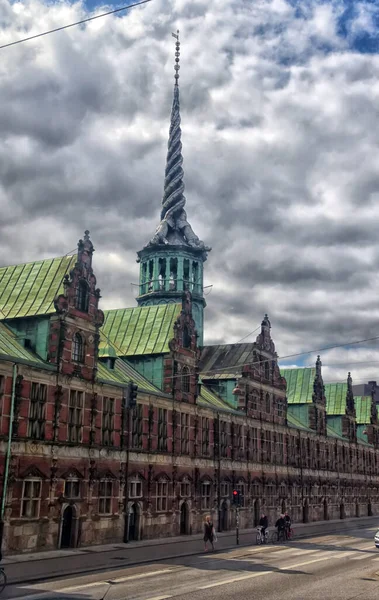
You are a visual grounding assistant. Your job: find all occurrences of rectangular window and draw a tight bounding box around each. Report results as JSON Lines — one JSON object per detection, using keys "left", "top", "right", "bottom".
{"left": 236, "top": 425, "right": 244, "bottom": 459}
{"left": 181, "top": 412, "right": 189, "bottom": 454}
{"left": 201, "top": 482, "right": 211, "bottom": 509}
{"left": 221, "top": 422, "right": 228, "bottom": 458}
{"left": 21, "top": 480, "right": 41, "bottom": 518}
{"left": 220, "top": 482, "right": 229, "bottom": 497}
{"left": 65, "top": 480, "right": 80, "bottom": 498}
{"left": 129, "top": 479, "right": 142, "bottom": 498}
{"left": 0, "top": 375, "right": 4, "bottom": 399}
{"left": 202, "top": 417, "right": 209, "bottom": 455}
{"left": 252, "top": 428, "right": 258, "bottom": 461}
{"left": 28, "top": 383, "right": 47, "bottom": 440}
{"left": 98, "top": 480, "right": 113, "bottom": 514}
{"left": 156, "top": 481, "right": 168, "bottom": 511}
{"left": 158, "top": 408, "right": 168, "bottom": 451}
{"left": 236, "top": 483, "right": 245, "bottom": 507}
{"left": 180, "top": 481, "right": 190, "bottom": 497}
{"left": 132, "top": 404, "right": 143, "bottom": 449}
{"left": 102, "top": 397, "right": 115, "bottom": 446}
{"left": 68, "top": 390, "right": 84, "bottom": 443}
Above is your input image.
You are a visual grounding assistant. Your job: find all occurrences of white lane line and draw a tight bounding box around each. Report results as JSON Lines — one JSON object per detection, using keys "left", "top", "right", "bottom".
{"left": 60, "top": 581, "right": 108, "bottom": 592}
{"left": 143, "top": 596, "right": 173, "bottom": 600}
{"left": 351, "top": 554, "right": 371, "bottom": 560}
{"left": 111, "top": 568, "right": 174, "bottom": 583}
{"left": 198, "top": 571, "right": 271, "bottom": 589}
{"left": 333, "top": 551, "right": 359, "bottom": 559}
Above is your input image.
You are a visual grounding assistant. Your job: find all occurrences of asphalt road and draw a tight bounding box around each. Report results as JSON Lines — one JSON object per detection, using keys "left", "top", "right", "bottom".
{"left": 4, "top": 525, "right": 379, "bottom": 600}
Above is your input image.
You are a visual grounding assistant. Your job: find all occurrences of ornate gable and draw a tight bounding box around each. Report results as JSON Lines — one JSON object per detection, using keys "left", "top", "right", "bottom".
{"left": 48, "top": 231, "right": 104, "bottom": 382}
{"left": 20, "top": 465, "right": 47, "bottom": 479}
{"left": 60, "top": 467, "right": 84, "bottom": 480}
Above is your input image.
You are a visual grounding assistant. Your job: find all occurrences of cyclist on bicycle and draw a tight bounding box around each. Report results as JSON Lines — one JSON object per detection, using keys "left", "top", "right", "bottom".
{"left": 258, "top": 513, "right": 268, "bottom": 539}
{"left": 275, "top": 514, "right": 286, "bottom": 540}
{"left": 284, "top": 512, "right": 291, "bottom": 540}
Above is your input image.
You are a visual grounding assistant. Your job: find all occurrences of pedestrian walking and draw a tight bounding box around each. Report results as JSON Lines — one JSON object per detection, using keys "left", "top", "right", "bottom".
{"left": 203, "top": 515, "right": 215, "bottom": 552}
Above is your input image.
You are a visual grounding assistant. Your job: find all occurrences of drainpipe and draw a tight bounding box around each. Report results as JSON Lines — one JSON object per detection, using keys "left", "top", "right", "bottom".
{"left": 0, "top": 363, "right": 18, "bottom": 555}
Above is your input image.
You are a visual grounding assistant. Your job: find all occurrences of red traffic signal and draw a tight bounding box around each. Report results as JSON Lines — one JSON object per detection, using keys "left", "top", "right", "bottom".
{"left": 233, "top": 490, "right": 238, "bottom": 496}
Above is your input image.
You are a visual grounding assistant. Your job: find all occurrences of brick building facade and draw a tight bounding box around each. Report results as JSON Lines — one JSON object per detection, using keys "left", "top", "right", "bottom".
{"left": 1, "top": 37, "right": 379, "bottom": 555}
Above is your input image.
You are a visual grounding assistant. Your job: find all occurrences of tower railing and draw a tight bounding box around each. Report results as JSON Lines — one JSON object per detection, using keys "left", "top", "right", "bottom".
{"left": 138, "top": 278, "right": 203, "bottom": 297}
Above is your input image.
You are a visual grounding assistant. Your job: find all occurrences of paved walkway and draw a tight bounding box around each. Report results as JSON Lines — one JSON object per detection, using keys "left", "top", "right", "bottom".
{"left": 3, "top": 515, "right": 378, "bottom": 585}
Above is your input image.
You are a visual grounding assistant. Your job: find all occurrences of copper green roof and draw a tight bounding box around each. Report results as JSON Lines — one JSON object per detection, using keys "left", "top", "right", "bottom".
{"left": 327, "top": 424, "right": 344, "bottom": 439}
{"left": 198, "top": 385, "right": 237, "bottom": 413}
{"left": 97, "top": 359, "right": 162, "bottom": 394}
{"left": 324, "top": 383, "right": 347, "bottom": 415}
{"left": 280, "top": 367, "right": 315, "bottom": 404}
{"left": 101, "top": 304, "right": 181, "bottom": 356}
{"left": 0, "top": 322, "right": 44, "bottom": 364}
{"left": 287, "top": 411, "right": 313, "bottom": 432}
{"left": 355, "top": 396, "right": 371, "bottom": 424}
{"left": 0, "top": 255, "right": 75, "bottom": 319}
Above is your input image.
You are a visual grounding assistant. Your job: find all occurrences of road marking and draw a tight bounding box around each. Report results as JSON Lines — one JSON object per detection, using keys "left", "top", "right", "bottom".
{"left": 60, "top": 581, "right": 108, "bottom": 592}
{"left": 143, "top": 596, "right": 173, "bottom": 600}
{"left": 198, "top": 571, "right": 271, "bottom": 589}
{"left": 111, "top": 568, "right": 174, "bottom": 583}
{"left": 351, "top": 554, "right": 371, "bottom": 560}
{"left": 333, "top": 551, "right": 359, "bottom": 559}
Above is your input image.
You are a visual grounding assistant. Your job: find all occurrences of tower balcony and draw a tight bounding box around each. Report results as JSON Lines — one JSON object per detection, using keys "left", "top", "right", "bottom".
{"left": 138, "top": 277, "right": 203, "bottom": 298}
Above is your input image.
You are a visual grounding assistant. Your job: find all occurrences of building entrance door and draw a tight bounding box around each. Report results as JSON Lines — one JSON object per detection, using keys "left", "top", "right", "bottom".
{"left": 180, "top": 502, "right": 189, "bottom": 535}
{"left": 61, "top": 506, "right": 74, "bottom": 548}
{"left": 128, "top": 503, "right": 139, "bottom": 541}
{"left": 221, "top": 500, "right": 228, "bottom": 531}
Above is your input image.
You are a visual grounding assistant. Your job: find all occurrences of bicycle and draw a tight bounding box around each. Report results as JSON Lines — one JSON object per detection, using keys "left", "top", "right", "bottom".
{"left": 271, "top": 528, "right": 286, "bottom": 544}
{"left": 0, "top": 568, "right": 7, "bottom": 594}
{"left": 256, "top": 526, "right": 269, "bottom": 545}
{"left": 287, "top": 527, "right": 295, "bottom": 540}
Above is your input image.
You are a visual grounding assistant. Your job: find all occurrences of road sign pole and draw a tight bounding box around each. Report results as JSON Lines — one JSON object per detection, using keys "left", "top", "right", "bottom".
{"left": 236, "top": 506, "right": 240, "bottom": 545}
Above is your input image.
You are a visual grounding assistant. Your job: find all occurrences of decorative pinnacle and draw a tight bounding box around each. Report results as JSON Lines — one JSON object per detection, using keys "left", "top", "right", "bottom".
{"left": 172, "top": 30, "right": 180, "bottom": 86}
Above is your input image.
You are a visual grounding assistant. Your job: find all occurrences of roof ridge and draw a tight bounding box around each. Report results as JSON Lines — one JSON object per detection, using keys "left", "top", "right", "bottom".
{"left": 0, "top": 253, "right": 75, "bottom": 270}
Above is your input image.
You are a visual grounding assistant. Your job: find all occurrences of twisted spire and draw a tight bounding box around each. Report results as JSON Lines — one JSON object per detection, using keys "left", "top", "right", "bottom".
{"left": 160, "top": 30, "right": 186, "bottom": 223}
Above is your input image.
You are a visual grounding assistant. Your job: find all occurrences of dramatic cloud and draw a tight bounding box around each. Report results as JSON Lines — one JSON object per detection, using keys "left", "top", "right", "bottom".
{"left": 1, "top": 0, "right": 379, "bottom": 383}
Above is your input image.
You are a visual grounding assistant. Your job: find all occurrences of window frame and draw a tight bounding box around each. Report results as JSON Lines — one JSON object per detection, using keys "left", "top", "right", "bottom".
{"left": 64, "top": 479, "right": 81, "bottom": 499}
{"left": 68, "top": 390, "right": 84, "bottom": 443}
{"left": 76, "top": 280, "right": 89, "bottom": 313}
{"left": 201, "top": 481, "right": 211, "bottom": 510}
{"left": 98, "top": 479, "right": 113, "bottom": 515}
{"left": 28, "top": 382, "right": 47, "bottom": 440}
{"left": 21, "top": 478, "right": 42, "bottom": 519}
{"left": 102, "top": 396, "right": 115, "bottom": 446}
{"left": 182, "top": 366, "right": 190, "bottom": 393}
{"left": 181, "top": 412, "right": 189, "bottom": 454}
{"left": 72, "top": 332, "right": 85, "bottom": 363}
{"left": 156, "top": 480, "right": 168, "bottom": 512}
{"left": 129, "top": 477, "right": 143, "bottom": 499}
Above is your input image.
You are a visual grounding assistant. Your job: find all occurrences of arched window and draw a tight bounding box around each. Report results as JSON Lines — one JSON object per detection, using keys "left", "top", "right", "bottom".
{"left": 183, "top": 325, "right": 191, "bottom": 349}
{"left": 72, "top": 333, "right": 84, "bottom": 363}
{"left": 76, "top": 280, "right": 89, "bottom": 312}
{"left": 182, "top": 366, "right": 190, "bottom": 393}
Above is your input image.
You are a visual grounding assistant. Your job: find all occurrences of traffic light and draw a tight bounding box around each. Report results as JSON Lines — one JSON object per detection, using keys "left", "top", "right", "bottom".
{"left": 232, "top": 489, "right": 241, "bottom": 506}
{"left": 126, "top": 381, "right": 138, "bottom": 408}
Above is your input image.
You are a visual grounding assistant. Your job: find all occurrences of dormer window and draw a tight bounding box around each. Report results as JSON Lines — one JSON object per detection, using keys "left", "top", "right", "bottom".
{"left": 72, "top": 333, "right": 84, "bottom": 363}
{"left": 76, "top": 280, "right": 89, "bottom": 313}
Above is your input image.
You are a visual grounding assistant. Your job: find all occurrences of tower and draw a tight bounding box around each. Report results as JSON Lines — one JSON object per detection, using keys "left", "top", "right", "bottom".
{"left": 136, "top": 31, "right": 211, "bottom": 345}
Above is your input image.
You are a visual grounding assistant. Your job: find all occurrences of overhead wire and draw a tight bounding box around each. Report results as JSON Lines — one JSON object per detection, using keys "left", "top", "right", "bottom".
{"left": 0, "top": 0, "right": 154, "bottom": 50}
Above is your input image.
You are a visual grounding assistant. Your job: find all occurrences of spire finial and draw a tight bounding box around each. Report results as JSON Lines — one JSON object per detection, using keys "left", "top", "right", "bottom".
{"left": 172, "top": 30, "right": 180, "bottom": 87}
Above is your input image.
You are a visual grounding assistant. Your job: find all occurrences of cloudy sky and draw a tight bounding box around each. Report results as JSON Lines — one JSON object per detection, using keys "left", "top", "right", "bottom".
{"left": 1, "top": 0, "right": 379, "bottom": 384}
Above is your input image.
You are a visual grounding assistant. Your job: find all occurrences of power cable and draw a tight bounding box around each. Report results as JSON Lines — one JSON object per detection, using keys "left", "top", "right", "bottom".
{"left": 0, "top": 0, "right": 153, "bottom": 50}
{"left": 235, "top": 325, "right": 261, "bottom": 344}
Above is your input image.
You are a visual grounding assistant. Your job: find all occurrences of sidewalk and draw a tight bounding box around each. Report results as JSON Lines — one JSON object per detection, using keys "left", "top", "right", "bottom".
{"left": 3, "top": 515, "right": 378, "bottom": 585}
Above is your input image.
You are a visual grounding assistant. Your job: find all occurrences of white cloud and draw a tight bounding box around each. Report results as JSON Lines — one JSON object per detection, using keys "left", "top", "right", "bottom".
{"left": 0, "top": 0, "right": 379, "bottom": 383}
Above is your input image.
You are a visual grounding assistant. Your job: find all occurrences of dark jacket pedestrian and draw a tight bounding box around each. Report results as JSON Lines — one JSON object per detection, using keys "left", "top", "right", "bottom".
{"left": 203, "top": 516, "right": 214, "bottom": 551}
{"left": 275, "top": 515, "right": 286, "bottom": 530}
